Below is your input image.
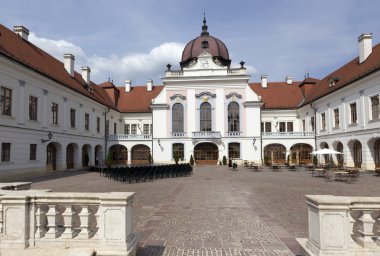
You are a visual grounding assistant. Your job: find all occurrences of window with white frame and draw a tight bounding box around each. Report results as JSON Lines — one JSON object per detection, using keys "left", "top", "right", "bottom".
{"left": 334, "top": 108, "right": 339, "bottom": 128}
{"left": 371, "top": 95, "right": 379, "bottom": 120}
{"left": 321, "top": 113, "right": 326, "bottom": 130}
{"left": 350, "top": 103, "right": 357, "bottom": 124}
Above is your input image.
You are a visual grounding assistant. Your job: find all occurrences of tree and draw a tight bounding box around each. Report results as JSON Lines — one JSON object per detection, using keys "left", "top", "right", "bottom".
{"left": 190, "top": 154, "right": 194, "bottom": 166}
{"left": 174, "top": 152, "right": 179, "bottom": 165}
{"left": 106, "top": 151, "right": 113, "bottom": 167}
{"left": 222, "top": 156, "right": 227, "bottom": 165}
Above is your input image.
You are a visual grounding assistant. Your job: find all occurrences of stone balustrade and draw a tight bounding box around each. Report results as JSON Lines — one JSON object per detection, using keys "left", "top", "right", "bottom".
{"left": 192, "top": 131, "right": 221, "bottom": 139}
{"left": 297, "top": 195, "right": 380, "bottom": 256}
{"left": 0, "top": 183, "right": 140, "bottom": 256}
{"left": 262, "top": 131, "right": 315, "bottom": 138}
{"left": 107, "top": 134, "right": 152, "bottom": 141}
{"left": 171, "top": 132, "right": 186, "bottom": 137}
{"left": 226, "top": 131, "right": 242, "bottom": 137}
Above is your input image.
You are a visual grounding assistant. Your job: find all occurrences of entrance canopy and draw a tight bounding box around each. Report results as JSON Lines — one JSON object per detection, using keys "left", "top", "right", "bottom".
{"left": 311, "top": 148, "right": 343, "bottom": 155}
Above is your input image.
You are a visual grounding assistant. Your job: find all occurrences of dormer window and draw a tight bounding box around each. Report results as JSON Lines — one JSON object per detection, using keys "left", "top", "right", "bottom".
{"left": 328, "top": 77, "right": 339, "bottom": 87}
{"left": 201, "top": 40, "right": 209, "bottom": 49}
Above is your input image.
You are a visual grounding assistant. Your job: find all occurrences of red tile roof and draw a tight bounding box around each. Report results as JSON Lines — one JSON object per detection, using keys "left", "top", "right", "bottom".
{"left": 302, "top": 43, "right": 380, "bottom": 105}
{"left": 249, "top": 82, "right": 304, "bottom": 109}
{"left": 116, "top": 85, "right": 164, "bottom": 113}
{"left": 0, "top": 24, "right": 115, "bottom": 109}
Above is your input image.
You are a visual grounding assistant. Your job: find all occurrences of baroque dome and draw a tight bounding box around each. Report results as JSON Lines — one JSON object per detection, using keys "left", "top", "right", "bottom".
{"left": 180, "top": 17, "right": 231, "bottom": 68}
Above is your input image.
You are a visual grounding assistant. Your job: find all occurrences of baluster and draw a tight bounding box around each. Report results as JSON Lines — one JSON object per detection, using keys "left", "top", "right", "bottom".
{"left": 61, "top": 204, "right": 74, "bottom": 239}
{"left": 77, "top": 205, "right": 90, "bottom": 239}
{"left": 90, "top": 207, "right": 100, "bottom": 239}
{"left": 357, "top": 210, "right": 376, "bottom": 248}
{"left": 45, "top": 204, "right": 58, "bottom": 238}
{"left": 35, "top": 204, "right": 44, "bottom": 238}
{"left": 0, "top": 203, "right": 3, "bottom": 233}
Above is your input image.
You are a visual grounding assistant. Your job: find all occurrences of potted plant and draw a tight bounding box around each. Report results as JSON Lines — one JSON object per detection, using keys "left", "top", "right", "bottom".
{"left": 222, "top": 156, "right": 227, "bottom": 166}
{"left": 174, "top": 152, "right": 179, "bottom": 165}
{"left": 190, "top": 154, "right": 194, "bottom": 166}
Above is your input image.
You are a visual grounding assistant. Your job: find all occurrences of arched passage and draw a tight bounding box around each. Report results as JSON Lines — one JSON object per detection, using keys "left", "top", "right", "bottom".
{"left": 46, "top": 143, "right": 57, "bottom": 171}
{"left": 375, "top": 139, "right": 380, "bottom": 168}
{"left": 353, "top": 140, "right": 362, "bottom": 168}
{"left": 94, "top": 145, "right": 103, "bottom": 166}
{"left": 335, "top": 142, "right": 344, "bottom": 166}
{"left": 109, "top": 145, "right": 128, "bottom": 164}
{"left": 320, "top": 142, "right": 329, "bottom": 163}
{"left": 264, "top": 144, "right": 286, "bottom": 165}
{"left": 131, "top": 144, "right": 150, "bottom": 165}
{"left": 290, "top": 143, "right": 313, "bottom": 165}
{"left": 194, "top": 142, "right": 219, "bottom": 165}
{"left": 66, "top": 143, "right": 77, "bottom": 169}
{"left": 82, "top": 144, "right": 92, "bottom": 167}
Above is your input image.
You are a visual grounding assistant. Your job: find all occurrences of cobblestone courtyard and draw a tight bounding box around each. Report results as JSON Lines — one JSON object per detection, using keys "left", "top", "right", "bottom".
{"left": 25, "top": 166, "right": 380, "bottom": 255}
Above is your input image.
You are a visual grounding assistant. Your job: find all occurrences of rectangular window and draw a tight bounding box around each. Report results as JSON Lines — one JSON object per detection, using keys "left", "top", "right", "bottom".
{"left": 105, "top": 120, "right": 109, "bottom": 135}
{"left": 84, "top": 113, "right": 89, "bottom": 130}
{"left": 172, "top": 143, "right": 185, "bottom": 160}
{"left": 0, "top": 86, "right": 12, "bottom": 116}
{"left": 143, "top": 124, "right": 149, "bottom": 134}
{"left": 52, "top": 103, "right": 58, "bottom": 125}
{"left": 124, "top": 124, "right": 130, "bottom": 134}
{"left": 131, "top": 124, "right": 137, "bottom": 134}
{"left": 302, "top": 119, "right": 306, "bottom": 132}
{"left": 334, "top": 108, "right": 340, "bottom": 128}
{"left": 29, "top": 96, "right": 38, "bottom": 120}
{"left": 371, "top": 95, "right": 379, "bottom": 120}
{"left": 1, "top": 143, "right": 11, "bottom": 162}
{"left": 321, "top": 113, "right": 326, "bottom": 130}
{"left": 70, "top": 109, "right": 76, "bottom": 128}
{"left": 228, "top": 143, "right": 240, "bottom": 159}
{"left": 264, "top": 122, "right": 271, "bottom": 132}
{"left": 113, "top": 123, "right": 117, "bottom": 134}
{"left": 350, "top": 103, "right": 357, "bottom": 124}
{"left": 287, "top": 122, "right": 293, "bottom": 132}
{"left": 96, "top": 117, "right": 100, "bottom": 133}
{"left": 279, "top": 122, "right": 286, "bottom": 132}
{"left": 310, "top": 116, "right": 315, "bottom": 132}
{"left": 30, "top": 144, "right": 37, "bottom": 160}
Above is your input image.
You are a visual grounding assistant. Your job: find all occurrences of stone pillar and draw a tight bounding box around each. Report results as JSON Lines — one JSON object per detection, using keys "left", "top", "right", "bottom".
{"left": 79, "top": 103, "right": 83, "bottom": 134}
{"left": 18, "top": 80, "right": 26, "bottom": 125}
{"left": 362, "top": 141, "right": 374, "bottom": 170}
{"left": 91, "top": 108, "right": 95, "bottom": 136}
{"left": 63, "top": 97, "right": 68, "bottom": 132}
{"left": 327, "top": 103, "right": 332, "bottom": 134}
{"left": 128, "top": 149, "right": 132, "bottom": 165}
{"left": 42, "top": 89, "right": 48, "bottom": 129}
{"left": 341, "top": 98, "right": 346, "bottom": 132}
{"left": 360, "top": 90, "right": 366, "bottom": 129}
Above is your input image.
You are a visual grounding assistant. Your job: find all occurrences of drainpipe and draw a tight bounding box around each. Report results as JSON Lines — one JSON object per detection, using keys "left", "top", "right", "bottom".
{"left": 310, "top": 103, "right": 317, "bottom": 151}
{"left": 104, "top": 107, "right": 110, "bottom": 161}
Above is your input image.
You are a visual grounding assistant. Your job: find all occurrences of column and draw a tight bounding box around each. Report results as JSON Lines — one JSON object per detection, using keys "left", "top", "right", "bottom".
{"left": 18, "top": 80, "right": 26, "bottom": 124}
{"left": 327, "top": 103, "right": 332, "bottom": 133}
{"left": 42, "top": 89, "right": 48, "bottom": 129}
{"left": 79, "top": 103, "right": 83, "bottom": 134}
{"left": 187, "top": 89, "right": 195, "bottom": 133}
{"left": 359, "top": 90, "right": 366, "bottom": 129}
{"left": 63, "top": 97, "right": 68, "bottom": 132}
{"left": 91, "top": 108, "right": 95, "bottom": 136}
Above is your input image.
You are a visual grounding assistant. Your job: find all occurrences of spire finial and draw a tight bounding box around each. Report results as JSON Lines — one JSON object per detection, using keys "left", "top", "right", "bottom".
{"left": 201, "top": 12, "right": 209, "bottom": 36}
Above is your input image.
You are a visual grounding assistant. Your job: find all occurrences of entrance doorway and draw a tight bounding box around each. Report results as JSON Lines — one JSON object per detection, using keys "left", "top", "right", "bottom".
{"left": 66, "top": 144, "right": 75, "bottom": 169}
{"left": 131, "top": 145, "right": 150, "bottom": 165}
{"left": 194, "top": 143, "right": 218, "bottom": 165}
{"left": 46, "top": 143, "right": 57, "bottom": 171}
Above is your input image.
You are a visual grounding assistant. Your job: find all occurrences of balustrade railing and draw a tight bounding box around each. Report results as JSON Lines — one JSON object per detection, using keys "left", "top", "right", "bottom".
{"left": 262, "top": 131, "right": 315, "bottom": 137}
{"left": 192, "top": 131, "right": 221, "bottom": 139}
{"left": 0, "top": 187, "right": 140, "bottom": 255}
{"left": 165, "top": 70, "right": 184, "bottom": 77}
{"left": 297, "top": 195, "right": 380, "bottom": 256}
{"left": 227, "top": 68, "right": 246, "bottom": 75}
{"left": 171, "top": 132, "right": 186, "bottom": 137}
{"left": 226, "top": 131, "right": 242, "bottom": 136}
{"left": 107, "top": 134, "right": 152, "bottom": 141}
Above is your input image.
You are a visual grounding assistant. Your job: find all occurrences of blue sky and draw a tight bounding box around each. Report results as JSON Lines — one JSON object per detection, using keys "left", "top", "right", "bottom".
{"left": 2, "top": 0, "right": 380, "bottom": 85}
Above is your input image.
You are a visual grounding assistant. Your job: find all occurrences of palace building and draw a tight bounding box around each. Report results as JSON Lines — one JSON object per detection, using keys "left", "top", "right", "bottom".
{"left": 0, "top": 19, "right": 380, "bottom": 179}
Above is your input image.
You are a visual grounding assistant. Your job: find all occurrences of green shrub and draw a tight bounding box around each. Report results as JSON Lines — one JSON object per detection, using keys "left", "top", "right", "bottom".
{"left": 106, "top": 152, "right": 113, "bottom": 167}
{"left": 148, "top": 152, "right": 153, "bottom": 164}
{"left": 174, "top": 152, "right": 179, "bottom": 164}
{"left": 222, "top": 156, "right": 227, "bottom": 165}
{"left": 313, "top": 155, "right": 318, "bottom": 165}
{"left": 190, "top": 154, "right": 194, "bottom": 166}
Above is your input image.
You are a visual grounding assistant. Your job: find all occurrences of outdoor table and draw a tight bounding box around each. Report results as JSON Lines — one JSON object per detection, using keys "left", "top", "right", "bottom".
{"left": 334, "top": 171, "right": 349, "bottom": 182}
{"left": 313, "top": 168, "right": 327, "bottom": 177}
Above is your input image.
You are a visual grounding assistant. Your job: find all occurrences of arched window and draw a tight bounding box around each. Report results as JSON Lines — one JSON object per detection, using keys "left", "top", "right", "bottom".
{"left": 353, "top": 141, "right": 362, "bottom": 168}
{"left": 228, "top": 102, "right": 240, "bottom": 132}
{"left": 172, "top": 143, "right": 184, "bottom": 160}
{"left": 228, "top": 143, "right": 240, "bottom": 159}
{"left": 200, "top": 102, "right": 212, "bottom": 131}
{"left": 172, "top": 103, "right": 184, "bottom": 133}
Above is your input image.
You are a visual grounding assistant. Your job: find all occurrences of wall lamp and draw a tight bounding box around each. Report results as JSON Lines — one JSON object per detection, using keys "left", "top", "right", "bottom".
{"left": 252, "top": 138, "right": 257, "bottom": 146}
{"left": 41, "top": 131, "right": 53, "bottom": 144}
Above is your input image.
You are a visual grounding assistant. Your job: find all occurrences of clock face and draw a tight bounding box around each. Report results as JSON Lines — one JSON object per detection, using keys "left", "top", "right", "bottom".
{"left": 201, "top": 59, "right": 209, "bottom": 69}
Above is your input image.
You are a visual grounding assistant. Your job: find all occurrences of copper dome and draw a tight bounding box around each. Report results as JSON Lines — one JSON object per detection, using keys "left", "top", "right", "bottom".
{"left": 180, "top": 17, "right": 231, "bottom": 68}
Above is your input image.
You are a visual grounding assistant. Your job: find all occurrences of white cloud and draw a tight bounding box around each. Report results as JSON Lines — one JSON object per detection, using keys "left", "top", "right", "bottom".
{"left": 29, "top": 33, "right": 184, "bottom": 85}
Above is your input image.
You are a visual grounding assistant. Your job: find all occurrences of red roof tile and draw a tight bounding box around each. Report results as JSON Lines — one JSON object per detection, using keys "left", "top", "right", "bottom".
{"left": 116, "top": 85, "right": 164, "bottom": 113}
{"left": 303, "top": 43, "right": 380, "bottom": 104}
{"left": 0, "top": 24, "right": 115, "bottom": 109}
{"left": 249, "top": 82, "right": 304, "bottom": 109}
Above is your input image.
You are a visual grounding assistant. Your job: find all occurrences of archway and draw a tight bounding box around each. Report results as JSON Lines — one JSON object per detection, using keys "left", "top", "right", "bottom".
{"left": 353, "top": 140, "right": 362, "bottom": 168}
{"left": 336, "top": 142, "right": 344, "bottom": 166}
{"left": 94, "top": 145, "right": 103, "bottom": 166}
{"left": 66, "top": 143, "right": 76, "bottom": 169}
{"left": 46, "top": 143, "right": 57, "bottom": 171}
{"left": 375, "top": 139, "right": 380, "bottom": 168}
{"left": 82, "top": 144, "right": 91, "bottom": 167}
{"left": 290, "top": 143, "right": 313, "bottom": 165}
{"left": 194, "top": 142, "right": 219, "bottom": 165}
{"left": 264, "top": 144, "right": 286, "bottom": 165}
{"left": 320, "top": 142, "right": 329, "bottom": 163}
{"left": 131, "top": 144, "right": 150, "bottom": 165}
{"left": 109, "top": 145, "right": 128, "bottom": 164}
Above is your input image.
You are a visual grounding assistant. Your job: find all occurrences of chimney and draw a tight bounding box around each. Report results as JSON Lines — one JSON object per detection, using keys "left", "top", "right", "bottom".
{"left": 261, "top": 75, "right": 268, "bottom": 88}
{"left": 13, "top": 26, "right": 29, "bottom": 40}
{"left": 358, "top": 33, "right": 372, "bottom": 64}
{"left": 81, "top": 66, "right": 91, "bottom": 84}
{"left": 125, "top": 80, "right": 131, "bottom": 92}
{"left": 147, "top": 79, "right": 153, "bottom": 91}
{"left": 64, "top": 54, "right": 75, "bottom": 77}
{"left": 286, "top": 75, "right": 293, "bottom": 85}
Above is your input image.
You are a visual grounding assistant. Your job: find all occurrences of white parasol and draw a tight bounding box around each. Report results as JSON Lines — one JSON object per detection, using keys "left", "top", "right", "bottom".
{"left": 311, "top": 148, "right": 343, "bottom": 155}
